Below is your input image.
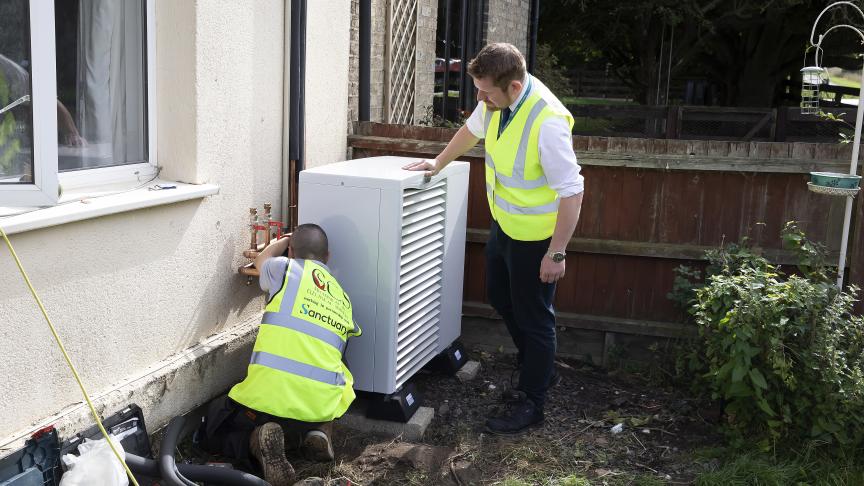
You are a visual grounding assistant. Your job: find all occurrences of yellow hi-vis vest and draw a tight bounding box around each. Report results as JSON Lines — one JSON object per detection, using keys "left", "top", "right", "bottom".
{"left": 483, "top": 78, "right": 575, "bottom": 241}
{"left": 229, "top": 258, "right": 361, "bottom": 422}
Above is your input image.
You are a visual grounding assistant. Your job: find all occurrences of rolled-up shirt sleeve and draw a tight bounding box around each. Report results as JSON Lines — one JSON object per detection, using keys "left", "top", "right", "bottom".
{"left": 538, "top": 117, "right": 584, "bottom": 197}
{"left": 465, "top": 102, "right": 487, "bottom": 139}
{"left": 259, "top": 256, "right": 289, "bottom": 300}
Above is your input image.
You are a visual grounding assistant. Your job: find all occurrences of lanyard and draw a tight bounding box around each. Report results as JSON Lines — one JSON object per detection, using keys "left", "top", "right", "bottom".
{"left": 498, "top": 77, "right": 533, "bottom": 136}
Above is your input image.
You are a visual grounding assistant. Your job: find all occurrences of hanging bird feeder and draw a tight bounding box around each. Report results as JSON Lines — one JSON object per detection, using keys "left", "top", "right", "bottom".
{"left": 800, "top": 65, "right": 829, "bottom": 115}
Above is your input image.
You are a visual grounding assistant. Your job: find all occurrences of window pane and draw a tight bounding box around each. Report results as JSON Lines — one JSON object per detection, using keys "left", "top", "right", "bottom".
{"left": 0, "top": 0, "right": 35, "bottom": 185}
{"left": 55, "top": 0, "right": 147, "bottom": 172}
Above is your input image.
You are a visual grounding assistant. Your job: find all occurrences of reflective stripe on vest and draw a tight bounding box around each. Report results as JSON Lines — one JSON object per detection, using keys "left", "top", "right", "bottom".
{"left": 485, "top": 183, "right": 560, "bottom": 215}
{"left": 250, "top": 351, "right": 346, "bottom": 386}
{"left": 262, "top": 312, "right": 347, "bottom": 353}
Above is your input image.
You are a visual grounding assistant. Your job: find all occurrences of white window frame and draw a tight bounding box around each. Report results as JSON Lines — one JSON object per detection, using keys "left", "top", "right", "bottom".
{"left": 0, "top": 0, "right": 157, "bottom": 206}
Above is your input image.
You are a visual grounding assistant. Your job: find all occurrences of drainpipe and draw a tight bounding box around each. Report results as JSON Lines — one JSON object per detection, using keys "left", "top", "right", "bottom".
{"left": 527, "top": 0, "right": 539, "bottom": 74}
{"left": 441, "top": 0, "right": 452, "bottom": 121}
{"left": 359, "top": 0, "right": 371, "bottom": 122}
{"left": 458, "top": 0, "right": 468, "bottom": 113}
{"left": 284, "top": 0, "right": 306, "bottom": 232}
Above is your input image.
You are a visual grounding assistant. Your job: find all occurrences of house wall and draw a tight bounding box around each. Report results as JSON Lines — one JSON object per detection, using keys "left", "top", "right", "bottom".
{"left": 0, "top": 0, "right": 351, "bottom": 448}
{"left": 305, "top": 0, "right": 351, "bottom": 168}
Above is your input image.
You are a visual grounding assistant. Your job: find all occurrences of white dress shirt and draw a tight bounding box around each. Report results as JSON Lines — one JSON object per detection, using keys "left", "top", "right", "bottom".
{"left": 465, "top": 74, "right": 585, "bottom": 197}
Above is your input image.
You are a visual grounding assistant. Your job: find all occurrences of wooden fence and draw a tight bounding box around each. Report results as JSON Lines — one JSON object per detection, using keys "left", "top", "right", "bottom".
{"left": 568, "top": 105, "right": 857, "bottom": 143}
{"left": 348, "top": 122, "right": 864, "bottom": 364}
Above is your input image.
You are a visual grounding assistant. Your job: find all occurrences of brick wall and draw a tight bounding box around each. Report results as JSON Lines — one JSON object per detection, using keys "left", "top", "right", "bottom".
{"left": 349, "top": 0, "right": 437, "bottom": 128}
{"left": 415, "top": 0, "right": 437, "bottom": 123}
{"left": 484, "top": 0, "right": 530, "bottom": 55}
{"left": 348, "top": 0, "right": 388, "bottom": 127}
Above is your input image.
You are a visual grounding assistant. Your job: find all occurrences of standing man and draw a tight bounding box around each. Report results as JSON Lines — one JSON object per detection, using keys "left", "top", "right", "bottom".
{"left": 404, "top": 43, "right": 584, "bottom": 435}
{"left": 198, "top": 224, "right": 361, "bottom": 486}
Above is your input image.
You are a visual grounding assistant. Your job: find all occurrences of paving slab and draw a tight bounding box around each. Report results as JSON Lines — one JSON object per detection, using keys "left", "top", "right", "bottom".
{"left": 455, "top": 360, "right": 481, "bottom": 382}
{"left": 336, "top": 404, "right": 433, "bottom": 442}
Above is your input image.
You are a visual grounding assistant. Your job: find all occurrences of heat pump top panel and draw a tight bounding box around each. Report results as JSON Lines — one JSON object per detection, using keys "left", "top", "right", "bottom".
{"left": 298, "top": 156, "right": 465, "bottom": 189}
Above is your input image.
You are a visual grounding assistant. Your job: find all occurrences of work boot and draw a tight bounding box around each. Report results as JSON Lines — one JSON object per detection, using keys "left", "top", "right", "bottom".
{"left": 302, "top": 429, "right": 335, "bottom": 462}
{"left": 249, "top": 422, "right": 294, "bottom": 486}
{"left": 501, "top": 369, "right": 561, "bottom": 403}
{"left": 485, "top": 396, "right": 544, "bottom": 435}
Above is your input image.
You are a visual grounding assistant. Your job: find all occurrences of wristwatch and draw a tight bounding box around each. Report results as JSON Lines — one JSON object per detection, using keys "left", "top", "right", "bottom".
{"left": 547, "top": 250, "right": 566, "bottom": 263}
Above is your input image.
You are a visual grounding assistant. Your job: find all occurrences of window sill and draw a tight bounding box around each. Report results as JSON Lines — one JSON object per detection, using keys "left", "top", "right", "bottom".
{"left": 0, "top": 180, "right": 220, "bottom": 235}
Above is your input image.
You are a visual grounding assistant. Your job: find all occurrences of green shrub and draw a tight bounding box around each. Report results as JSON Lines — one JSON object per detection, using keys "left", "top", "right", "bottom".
{"left": 683, "top": 223, "right": 864, "bottom": 448}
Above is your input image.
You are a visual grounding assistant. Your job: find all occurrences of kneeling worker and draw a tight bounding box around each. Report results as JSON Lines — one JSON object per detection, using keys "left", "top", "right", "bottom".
{"left": 199, "top": 224, "right": 361, "bottom": 486}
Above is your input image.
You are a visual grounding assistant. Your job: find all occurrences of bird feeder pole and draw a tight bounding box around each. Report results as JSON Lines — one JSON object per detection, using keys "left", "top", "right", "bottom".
{"left": 804, "top": 1, "right": 864, "bottom": 288}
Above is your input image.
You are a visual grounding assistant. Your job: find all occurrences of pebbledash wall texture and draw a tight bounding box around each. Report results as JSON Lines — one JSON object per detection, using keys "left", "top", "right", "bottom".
{"left": 348, "top": 0, "right": 437, "bottom": 128}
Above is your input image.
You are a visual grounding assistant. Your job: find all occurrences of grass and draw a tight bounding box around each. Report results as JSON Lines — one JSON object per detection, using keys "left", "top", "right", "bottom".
{"left": 432, "top": 91, "right": 461, "bottom": 98}
{"left": 829, "top": 75, "right": 861, "bottom": 90}
{"left": 694, "top": 444, "right": 864, "bottom": 486}
{"left": 561, "top": 96, "right": 635, "bottom": 106}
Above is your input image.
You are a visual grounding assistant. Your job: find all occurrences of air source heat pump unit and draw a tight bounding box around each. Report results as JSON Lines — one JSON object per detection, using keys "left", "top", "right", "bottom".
{"left": 298, "top": 156, "right": 469, "bottom": 395}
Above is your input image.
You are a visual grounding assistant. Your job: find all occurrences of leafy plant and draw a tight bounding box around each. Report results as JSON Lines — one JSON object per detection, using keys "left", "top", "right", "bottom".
{"left": 417, "top": 103, "right": 466, "bottom": 129}
{"left": 680, "top": 224, "right": 864, "bottom": 449}
{"left": 534, "top": 43, "right": 574, "bottom": 99}
{"left": 0, "top": 70, "right": 21, "bottom": 176}
{"left": 818, "top": 110, "right": 855, "bottom": 145}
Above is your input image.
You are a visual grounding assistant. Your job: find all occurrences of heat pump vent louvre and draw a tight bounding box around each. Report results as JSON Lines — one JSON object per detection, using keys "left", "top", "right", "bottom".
{"left": 398, "top": 309, "right": 439, "bottom": 338}
{"left": 397, "top": 300, "right": 440, "bottom": 330}
{"left": 395, "top": 343, "right": 439, "bottom": 385}
{"left": 397, "top": 315, "right": 440, "bottom": 352}
{"left": 396, "top": 334, "right": 439, "bottom": 372}
{"left": 398, "top": 287, "right": 442, "bottom": 318}
{"left": 398, "top": 280, "right": 441, "bottom": 307}
{"left": 397, "top": 300, "right": 438, "bottom": 328}
{"left": 402, "top": 187, "right": 446, "bottom": 207}
{"left": 402, "top": 205, "right": 445, "bottom": 226}
{"left": 399, "top": 268, "right": 442, "bottom": 297}
{"left": 401, "top": 223, "right": 445, "bottom": 246}
{"left": 394, "top": 179, "right": 448, "bottom": 386}
{"left": 401, "top": 233, "right": 444, "bottom": 258}
{"left": 402, "top": 197, "right": 447, "bottom": 217}
{"left": 399, "top": 244, "right": 443, "bottom": 267}
{"left": 403, "top": 179, "right": 446, "bottom": 196}
{"left": 401, "top": 217, "right": 445, "bottom": 239}
{"left": 399, "top": 257, "right": 443, "bottom": 280}
{"left": 398, "top": 258, "right": 443, "bottom": 291}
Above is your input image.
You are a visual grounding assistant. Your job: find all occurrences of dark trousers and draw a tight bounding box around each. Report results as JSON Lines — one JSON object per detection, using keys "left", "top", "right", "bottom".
{"left": 197, "top": 395, "right": 332, "bottom": 470}
{"left": 485, "top": 220, "right": 557, "bottom": 408}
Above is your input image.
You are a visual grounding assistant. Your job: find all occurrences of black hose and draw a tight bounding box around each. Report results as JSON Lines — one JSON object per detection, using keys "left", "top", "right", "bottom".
{"left": 126, "top": 452, "right": 271, "bottom": 486}
{"left": 158, "top": 416, "right": 195, "bottom": 486}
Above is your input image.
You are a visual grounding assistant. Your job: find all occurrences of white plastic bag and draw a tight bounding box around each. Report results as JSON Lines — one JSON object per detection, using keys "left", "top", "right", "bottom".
{"left": 59, "top": 435, "right": 128, "bottom": 486}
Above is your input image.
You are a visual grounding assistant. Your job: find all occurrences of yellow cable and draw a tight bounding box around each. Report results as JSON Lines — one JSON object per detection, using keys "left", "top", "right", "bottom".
{"left": 0, "top": 224, "right": 140, "bottom": 486}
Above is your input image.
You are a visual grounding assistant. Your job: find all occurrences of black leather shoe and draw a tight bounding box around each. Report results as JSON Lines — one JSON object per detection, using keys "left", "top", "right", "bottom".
{"left": 501, "top": 370, "right": 561, "bottom": 403}
{"left": 485, "top": 398, "right": 544, "bottom": 435}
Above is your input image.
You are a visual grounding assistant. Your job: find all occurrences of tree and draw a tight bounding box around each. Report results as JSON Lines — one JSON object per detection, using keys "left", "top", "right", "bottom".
{"left": 540, "top": 0, "right": 861, "bottom": 107}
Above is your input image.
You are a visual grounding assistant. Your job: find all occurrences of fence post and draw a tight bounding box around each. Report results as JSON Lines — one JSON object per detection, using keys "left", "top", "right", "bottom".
{"left": 775, "top": 107, "right": 788, "bottom": 142}
{"left": 665, "top": 105, "right": 680, "bottom": 139}
{"left": 850, "top": 184, "right": 864, "bottom": 314}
